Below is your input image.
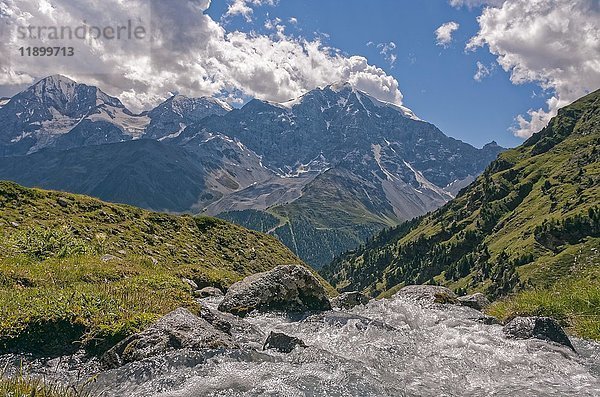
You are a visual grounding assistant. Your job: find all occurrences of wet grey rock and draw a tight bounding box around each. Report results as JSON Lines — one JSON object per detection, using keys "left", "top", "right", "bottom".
{"left": 458, "top": 293, "right": 491, "bottom": 311}
{"left": 394, "top": 285, "right": 458, "bottom": 305}
{"left": 331, "top": 291, "right": 370, "bottom": 310}
{"left": 263, "top": 332, "right": 307, "bottom": 353}
{"left": 200, "top": 306, "right": 246, "bottom": 335}
{"left": 476, "top": 315, "right": 500, "bottom": 325}
{"left": 503, "top": 317, "right": 575, "bottom": 351}
{"left": 102, "top": 308, "right": 235, "bottom": 368}
{"left": 199, "top": 306, "right": 265, "bottom": 347}
{"left": 218, "top": 265, "right": 331, "bottom": 316}
{"left": 195, "top": 287, "right": 224, "bottom": 298}
{"left": 451, "top": 305, "right": 500, "bottom": 325}
{"left": 182, "top": 278, "right": 198, "bottom": 290}
{"left": 305, "top": 311, "right": 395, "bottom": 331}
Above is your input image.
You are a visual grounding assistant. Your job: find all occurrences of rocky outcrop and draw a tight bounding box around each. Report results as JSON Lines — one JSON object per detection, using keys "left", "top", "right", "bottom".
{"left": 263, "top": 332, "right": 307, "bottom": 353}
{"left": 503, "top": 317, "right": 575, "bottom": 351}
{"left": 394, "top": 285, "right": 458, "bottom": 305}
{"left": 102, "top": 308, "right": 235, "bottom": 368}
{"left": 458, "top": 293, "right": 490, "bottom": 311}
{"left": 218, "top": 265, "right": 331, "bottom": 316}
{"left": 331, "top": 291, "right": 370, "bottom": 310}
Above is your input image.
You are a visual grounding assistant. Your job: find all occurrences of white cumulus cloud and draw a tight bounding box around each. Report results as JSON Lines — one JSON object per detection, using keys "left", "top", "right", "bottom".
{"left": 225, "top": 0, "right": 277, "bottom": 22}
{"left": 0, "top": 0, "right": 406, "bottom": 112}
{"left": 435, "top": 22, "right": 460, "bottom": 48}
{"left": 467, "top": 0, "right": 600, "bottom": 138}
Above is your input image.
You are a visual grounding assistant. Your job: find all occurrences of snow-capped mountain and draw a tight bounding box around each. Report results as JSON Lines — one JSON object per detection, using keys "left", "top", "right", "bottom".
{"left": 0, "top": 76, "right": 503, "bottom": 268}
{"left": 183, "top": 84, "right": 503, "bottom": 267}
{"left": 145, "top": 95, "right": 232, "bottom": 140}
{"left": 0, "top": 75, "right": 232, "bottom": 155}
{"left": 0, "top": 75, "right": 143, "bottom": 155}
{"left": 187, "top": 83, "right": 501, "bottom": 207}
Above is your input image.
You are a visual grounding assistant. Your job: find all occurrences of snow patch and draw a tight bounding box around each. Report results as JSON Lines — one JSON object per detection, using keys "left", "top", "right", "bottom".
{"left": 403, "top": 160, "right": 451, "bottom": 198}
{"left": 158, "top": 123, "right": 187, "bottom": 141}
{"left": 372, "top": 144, "right": 398, "bottom": 181}
{"left": 368, "top": 96, "right": 421, "bottom": 121}
{"left": 88, "top": 106, "right": 150, "bottom": 137}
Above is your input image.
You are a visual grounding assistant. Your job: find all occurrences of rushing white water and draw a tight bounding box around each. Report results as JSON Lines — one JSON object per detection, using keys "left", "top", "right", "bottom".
{"left": 4, "top": 294, "right": 600, "bottom": 396}
{"left": 84, "top": 295, "right": 600, "bottom": 397}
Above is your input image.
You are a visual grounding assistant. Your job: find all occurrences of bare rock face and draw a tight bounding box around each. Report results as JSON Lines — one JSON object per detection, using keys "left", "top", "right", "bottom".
{"left": 263, "top": 332, "right": 307, "bottom": 353}
{"left": 331, "top": 291, "right": 370, "bottom": 310}
{"left": 458, "top": 293, "right": 491, "bottom": 311}
{"left": 102, "top": 308, "right": 235, "bottom": 368}
{"left": 218, "top": 265, "right": 331, "bottom": 316}
{"left": 503, "top": 317, "right": 575, "bottom": 351}
{"left": 394, "top": 285, "right": 458, "bottom": 305}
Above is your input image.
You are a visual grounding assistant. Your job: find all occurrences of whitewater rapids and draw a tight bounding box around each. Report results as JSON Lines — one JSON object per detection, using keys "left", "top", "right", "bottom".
{"left": 77, "top": 294, "right": 600, "bottom": 397}
{"left": 2, "top": 293, "right": 599, "bottom": 396}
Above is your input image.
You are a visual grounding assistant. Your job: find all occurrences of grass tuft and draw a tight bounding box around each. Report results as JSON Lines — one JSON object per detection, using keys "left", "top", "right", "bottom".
{"left": 0, "top": 372, "right": 94, "bottom": 397}
{"left": 487, "top": 270, "right": 600, "bottom": 340}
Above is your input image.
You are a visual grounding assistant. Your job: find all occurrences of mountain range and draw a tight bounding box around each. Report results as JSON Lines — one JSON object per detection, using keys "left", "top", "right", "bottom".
{"left": 0, "top": 75, "right": 503, "bottom": 268}
{"left": 322, "top": 88, "right": 599, "bottom": 301}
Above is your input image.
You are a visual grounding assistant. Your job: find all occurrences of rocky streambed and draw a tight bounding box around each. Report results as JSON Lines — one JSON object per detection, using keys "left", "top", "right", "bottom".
{"left": 2, "top": 265, "right": 600, "bottom": 396}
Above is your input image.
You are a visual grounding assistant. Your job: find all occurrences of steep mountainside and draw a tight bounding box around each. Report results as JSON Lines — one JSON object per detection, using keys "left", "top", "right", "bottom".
{"left": 323, "top": 89, "right": 600, "bottom": 301}
{"left": 0, "top": 137, "right": 276, "bottom": 213}
{"left": 0, "top": 181, "right": 323, "bottom": 354}
{"left": 0, "top": 141, "right": 209, "bottom": 212}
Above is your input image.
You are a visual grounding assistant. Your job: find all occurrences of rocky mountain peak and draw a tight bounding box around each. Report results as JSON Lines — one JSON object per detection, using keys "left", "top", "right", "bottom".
{"left": 24, "top": 74, "right": 124, "bottom": 113}
{"left": 275, "top": 83, "right": 420, "bottom": 121}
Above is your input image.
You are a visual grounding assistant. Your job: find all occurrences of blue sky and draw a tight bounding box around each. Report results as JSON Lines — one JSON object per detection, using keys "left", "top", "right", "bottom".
{"left": 1, "top": 0, "right": 596, "bottom": 150}
{"left": 208, "top": 0, "right": 549, "bottom": 148}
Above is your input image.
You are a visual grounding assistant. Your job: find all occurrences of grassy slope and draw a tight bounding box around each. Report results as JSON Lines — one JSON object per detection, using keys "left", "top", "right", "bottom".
{"left": 322, "top": 89, "right": 600, "bottom": 338}
{"left": 0, "top": 181, "right": 332, "bottom": 354}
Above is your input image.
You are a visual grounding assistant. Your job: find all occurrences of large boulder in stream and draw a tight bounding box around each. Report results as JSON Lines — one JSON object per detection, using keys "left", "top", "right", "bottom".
{"left": 394, "top": 285, "right": 458, "bottom": 305}
{"left": 458, "top": 293, "right": 491, "bottom": 311}
{"left": 218, "top": 265, "right": 332, "bottom": 316}
{"left": 102, "top": 308, "right": 236, "bottom": 368}
{"left": 503, "top": 317, "right": 575, "bottom": 351}
{"left": 263, "top": 331, "right": 307, "bottom": 353}
{"left": 199, "top": 306, "right": 265, "bottom": 346}
{"left": 331, "top": 291, "right": 370, "bottom": 310}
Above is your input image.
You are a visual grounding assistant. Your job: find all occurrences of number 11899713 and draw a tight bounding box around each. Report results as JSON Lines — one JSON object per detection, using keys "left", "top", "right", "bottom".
{"left": 19, "top": 47, "right": 75, "bottom": 56}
